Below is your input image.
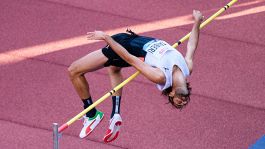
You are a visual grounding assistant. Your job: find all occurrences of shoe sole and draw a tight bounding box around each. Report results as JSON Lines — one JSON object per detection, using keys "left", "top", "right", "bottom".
{"left": 103, "top": 121, "right": 122, "bottom": 143}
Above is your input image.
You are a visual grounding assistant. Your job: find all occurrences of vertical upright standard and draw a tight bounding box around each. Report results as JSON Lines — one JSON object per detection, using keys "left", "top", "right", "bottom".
{"left": 53, "top": 123, "right": 59, "bottom": 149}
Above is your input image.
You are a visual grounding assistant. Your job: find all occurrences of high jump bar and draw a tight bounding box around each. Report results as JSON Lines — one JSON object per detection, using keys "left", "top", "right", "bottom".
{"left": 57, "top": 0, "right": 238, "bottom": 133}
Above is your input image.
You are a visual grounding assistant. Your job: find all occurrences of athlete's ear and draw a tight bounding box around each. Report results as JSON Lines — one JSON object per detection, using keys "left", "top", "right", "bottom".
{"left": 168, "top": 89, "right": 175, "bottom": 97}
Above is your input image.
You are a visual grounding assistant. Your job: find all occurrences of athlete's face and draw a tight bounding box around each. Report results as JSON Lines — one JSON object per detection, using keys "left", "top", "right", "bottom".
{"left": 169, "top": 65, "right": 188, "bottom": 108}
{"left": 169, "top": 89, "right": 188, "bottom": 108}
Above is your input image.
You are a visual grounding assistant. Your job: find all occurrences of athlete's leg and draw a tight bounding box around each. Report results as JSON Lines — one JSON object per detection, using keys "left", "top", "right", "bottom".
{"left": 104, "top": 66, "right": 123, "bottom": 143}
{"left": 68, "top": 49, "right": 108, "bottom": 99}
{"left": 108, "top": 66, "right": 123, "bottom": 96}
{"left": 68, "top": 49, "right": 107, "bottom": 138}
{"left": 108, "top": 66, "right": 123, "bottom": 118}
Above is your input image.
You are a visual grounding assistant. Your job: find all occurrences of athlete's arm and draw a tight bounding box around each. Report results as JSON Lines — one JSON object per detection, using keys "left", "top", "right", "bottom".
{"left": 185, "top": 10, "right": 203, "bottom": 74}
{"left": 87, "top": 31, "right": 165, "bottom": 84}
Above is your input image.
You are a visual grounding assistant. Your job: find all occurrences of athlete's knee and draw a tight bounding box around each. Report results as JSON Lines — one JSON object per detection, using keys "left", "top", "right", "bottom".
{"left": 68, "top": 62, "right": 82, "bottom": 79}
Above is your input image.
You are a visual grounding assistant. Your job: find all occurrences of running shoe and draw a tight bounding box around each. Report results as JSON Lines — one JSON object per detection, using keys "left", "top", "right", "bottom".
{"left": 103, "top": 114, "right": 122, "bottom": 143}
{"left": 79, "top": 110, "right": 104, "bottom": 138}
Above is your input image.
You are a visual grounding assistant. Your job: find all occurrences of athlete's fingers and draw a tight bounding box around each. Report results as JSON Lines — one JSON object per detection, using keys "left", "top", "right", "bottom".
{"left": 87, "top": 31, "right": 96, "bottom": 34}
{"left": 87, "top": 32, "right": 95, "bottom": 36}
{"left": 87, "top": 32, "right": 96, "bottom": 39}
{"left": 87, "top": 35, "right": 96, "bottom": 40}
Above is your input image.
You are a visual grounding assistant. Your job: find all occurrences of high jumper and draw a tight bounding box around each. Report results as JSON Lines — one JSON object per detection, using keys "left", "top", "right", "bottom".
{"left": 68, "top": 10, "right": 203, "bottom": 142}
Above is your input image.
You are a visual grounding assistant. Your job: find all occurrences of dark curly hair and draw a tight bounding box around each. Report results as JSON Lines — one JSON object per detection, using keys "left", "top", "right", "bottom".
{"left": 162, "top": 82, "right": 192, "bottom": 109}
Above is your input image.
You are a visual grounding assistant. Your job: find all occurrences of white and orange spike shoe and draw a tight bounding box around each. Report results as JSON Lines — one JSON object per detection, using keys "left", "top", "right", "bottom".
{"left": 79, "top": 110, "right": 104, "bottom": 138}
{"left": 103, "top": 114, "right": 122, "bottom": 143}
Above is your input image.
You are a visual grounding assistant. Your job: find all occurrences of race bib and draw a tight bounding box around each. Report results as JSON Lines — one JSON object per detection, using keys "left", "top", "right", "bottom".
{"left": 143, "top": 40, "right": 174, "bottom": 59}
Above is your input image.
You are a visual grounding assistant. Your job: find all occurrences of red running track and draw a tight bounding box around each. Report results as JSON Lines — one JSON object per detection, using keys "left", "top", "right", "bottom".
{"left": 0, "top": 0, "right": 265, "bottom": 148}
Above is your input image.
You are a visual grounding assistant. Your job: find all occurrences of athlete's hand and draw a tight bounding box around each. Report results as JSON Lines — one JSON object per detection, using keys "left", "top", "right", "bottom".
{"left": 87, "top": 31, "right": 107, "bottom": 40}
{"left": 193, "top": 10, "right": 204, "bottom": 23}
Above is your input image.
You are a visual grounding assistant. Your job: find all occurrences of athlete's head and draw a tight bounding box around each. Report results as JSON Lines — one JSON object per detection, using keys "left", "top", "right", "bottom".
{"left": 162, "top": 66, "right": 192, "bottom": 109}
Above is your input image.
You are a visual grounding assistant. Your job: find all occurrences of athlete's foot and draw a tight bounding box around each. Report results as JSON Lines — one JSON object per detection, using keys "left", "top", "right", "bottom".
{"left": 103, "top": 114, "right": 122, "bottom": 143}
{"left": 79, "top": 110, "right": 104, "bottom": 138}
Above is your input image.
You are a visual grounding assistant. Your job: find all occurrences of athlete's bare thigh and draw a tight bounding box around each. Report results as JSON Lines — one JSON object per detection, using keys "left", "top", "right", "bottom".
{"left": 69, "top": 49, "right": 108, "bottom": 74}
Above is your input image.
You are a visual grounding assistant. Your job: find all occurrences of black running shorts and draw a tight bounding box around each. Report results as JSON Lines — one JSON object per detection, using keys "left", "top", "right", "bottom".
{"left": 102, "top": 32, "right": 155, "bottom": 67}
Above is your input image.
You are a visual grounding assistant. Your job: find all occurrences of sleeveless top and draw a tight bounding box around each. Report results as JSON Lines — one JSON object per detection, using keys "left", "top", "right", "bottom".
{"left": 111, "top": 33, "right": 190, "bottom": 91}
{"left": 142, "top": 39, "right": 190, "bottom": 90}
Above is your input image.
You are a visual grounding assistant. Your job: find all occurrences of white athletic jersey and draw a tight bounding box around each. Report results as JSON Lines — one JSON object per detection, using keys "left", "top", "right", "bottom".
{"left": 143, "top": 39, "right": 190, "bottom": 90}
